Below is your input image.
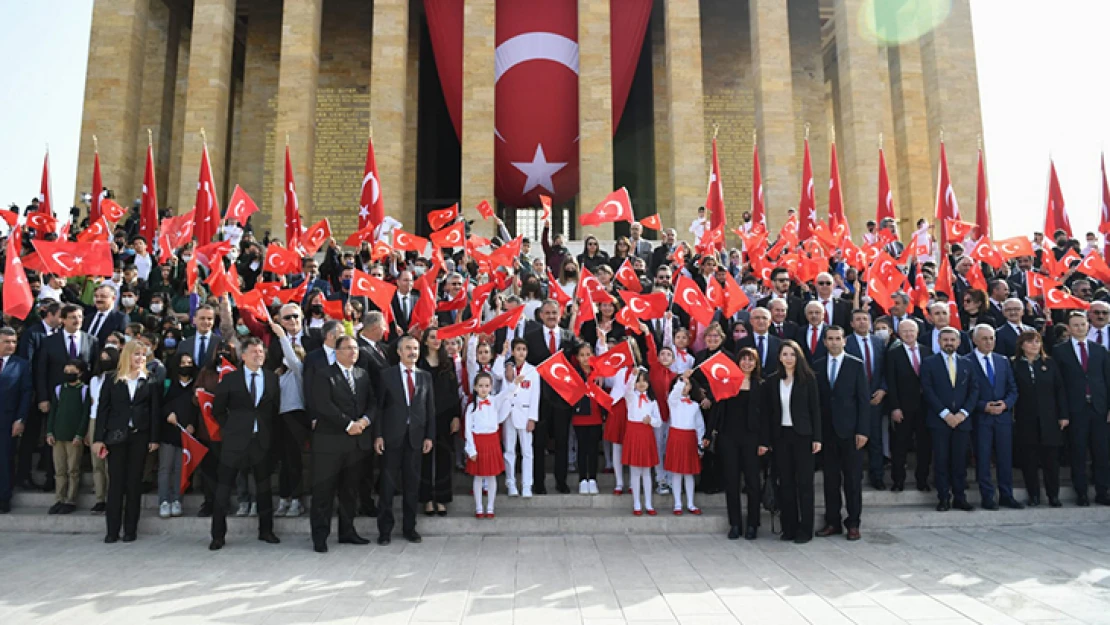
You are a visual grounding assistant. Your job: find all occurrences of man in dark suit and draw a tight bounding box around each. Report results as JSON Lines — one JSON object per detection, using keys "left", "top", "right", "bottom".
{"left": 735, "top": 307, "right": 781, "bottom": 376}
{"left": 921, "top": 327, "right": 979, "bottom": 512}
{"left": 524, "top": 299, "right": 575, "bottom": 494}
{"left": 302, "top": 320, "right": 343, "bottom": 406}
{"left": 757, "top": 268, "right": 805, "bottom": 325}
{"left": 844, "top": 310, "right": 889, "bottom": 490}
{"left": 797, "top": 302, "right": 828, "bottom": 365}
{"left": 968, "top": 324, "right": 1023, "bottom": 510}
{"left": 885, "top": 321, "right": 933, "bottom": 492}
{"left": 373, "top": 335, "right": 435, "bottom": 544}
{"left": 809, "top": 272, "right": 853, "bottom": 329}
{"left": 16, "top": 300, "right": 60, "bottom": 364}
{"left": 178, "top": 304, "right": 218, "bottom": 368}
{"left": 921, "top": 302, "right": 972, "bottom": 355}
{"left": 13, "top": 300, "right": 59, "bottom": 490}
{"left": 1052, "top": 311, "right": 1110, "bottom": 506}
{"left": 995, "top": 298, "right": 1033, "bottom": 358}
{"left": 648, "top": 228, "right": 676, "bottom": 275}
{"left": 208, "top": 337, "right": 282, "bottom": 550}
{"left": 813, "top": 327, "right": 871, "bottom": 541}
{"left": 435, "top": 272, "right": 468, "bottom": 327}
{"left": 310, "top": 335, "right": 376, "bottom": 552}
{"left": 389, "top": 271, "right": 419, "bottom": 336}
{"left": 0, "top": 328, "right": 32, "bottom": 513}
{"left": 355, "top": 311, "right": 393, "bottom": 517}
{"left": 83, "top": 285, "right": 128, "bottom": 356}
{"left": 765, "top": 299, "right": 800, "bottom": 342}
{"left": 888, "top": 294, "right": 924, "bottom": 336}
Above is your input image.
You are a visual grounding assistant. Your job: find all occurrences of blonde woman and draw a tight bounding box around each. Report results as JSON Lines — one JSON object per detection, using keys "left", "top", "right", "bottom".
{"left": 92, "top": 341, "right": 162, "bottom": 543}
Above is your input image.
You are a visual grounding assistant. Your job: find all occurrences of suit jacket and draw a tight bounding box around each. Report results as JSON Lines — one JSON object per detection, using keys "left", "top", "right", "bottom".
{"left": 796, "top": 325, "right": 828, "bottom": 364}
{"left": 524, "top": 325, "right": 574, "bottom": 367}
{"left": 885, "top": 341, "right": 930, "bottom": 417}
{"left": 1051, "top": 339, "right": 1110, "bottom": 420}
{"left": 814, "top": 354, "right": 871, "bottom": 440}
{"left": 1012, "top": 356, "right": 1068, "bottom": 447}
{"left": 93, "top": 372, "right": 162, "bottom": 443}
{"left": 757, "top": 295, "right": 805, "bottom": 326}
{"left": 714, "top": 378, "right": 769, "bottom": 446}
{"left": 373, "top": 364, "right": 436, "bottom": 450}
{"left": 0, "top": 355, "right": 32, "bottom": 426}
{"left": 35, "top": 331, "right": 98, "bottom": 401}
{"left": 844, "top": 333, "right": 887, "bottom": 393}
{"left": 211, "top": 368, "right": 281, "bottom": 461}
{"left": 767, "top": 321, "right": 800, "bottom": 343}
{"left": 920, "top": 326, "right": 972, "bottom": 356}
{"left": 311, "top": 363, "right": 376, "bottom": 453}
{"left": 82, "top": 308, "right": 128, "bottom": 347}
{"left": 390, "top": 291, "right": 420, "bottom": 333}
{"left": 179, "top": 332, "right": 219, "bottom": 368}
{"left": 357, "top": 336, "right": 395, "bottom": 386}
{"left": 968, "top": 351, "right": 1018, "bottom": 423}
{"left": 265, "top": 328, "right": 321, "bottom": 372}
{"left": 995, "top": 323, "right": 1031, "bottom": 358}
{"left": 765, "top": 372, "right": 821, "bottom": 442}
{"left": 735, "top": 333, "right": 781, "bottom": 378}
{"left": 920, "top": 353, "right": 979, "bottom": 431}
{"left": 806, "top": 296, "right": 853, "bottom": 329}
{"left": 16, "top": 320, "right": 51, "bottom": 364}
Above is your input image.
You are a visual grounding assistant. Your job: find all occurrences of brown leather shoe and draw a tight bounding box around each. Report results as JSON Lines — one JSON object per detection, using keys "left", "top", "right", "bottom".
{"left": 815, "top": 525, "right": 843, "bottom": 537}
{"left": 847, "top": 528, "right": 861, "bottom": 541}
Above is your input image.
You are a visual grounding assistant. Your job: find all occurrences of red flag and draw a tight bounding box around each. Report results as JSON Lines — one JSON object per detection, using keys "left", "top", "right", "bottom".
{"left": 697, "top": 351, "right": 745, "bottom": 400}
{"left": 585, "top": 381, "right": 614, "bottom": 411}
{"left": 1043, "top": 159, "right": 1072, "bottom": 238}
{"left": 392, "top": 229, "right": 428, "bottom": 253}
{"left": 186, "top": 254, "right": 198, "bottom": 292}
{"left": 32, "top": 240, "right": 113, "bottom": 277}
{"left": 427, "top": 203, "right": 459, "bottom": 231}
{"left": 1078, "top": 251, "right": 1110, "bottom": 283}
{"left": 274, "top": 280, "right": 308, "bottom": 305}
{"left": 947, "top": 301, "right": 963, "bottom": 330}
{"left": 616, "top": 306, "right": 642, "bottom": 334}
{"left": 1045, "top": 287, "right": 1090, "bottom": 311}
{"left": 253, "top": 281, "right": 282, "bottom": 304}
{"left": 969, "top": 236, "right": 1004, "bottom": 270}
{"left": 179, "top": 428, "right": 208, "bottom": 493}
{"left": 193, "top": 142, "right": 220, "bottom": 245}
{"left": 696, "top": 224, "right": 724, "bottom": 256}
{"left": 723, "top": 276, "right": 749, "bottom": 318}
{"left": 477, "top": 305, "right": 525, "bottom": 337}
{"left": 867, "top": 271, "right": 895, "bottom": 313}
{"left": 1100, "top": 153, "right": 1110, "bottom": 258}
{"left": 876, "top": 147, "right": 895, "bottom": 223}
{"left": 751, "top": 141, "right": 767, "bottom": 233}
{"left": 935, "top": 141, "right": 960, "bottom": 248}
{"left": 1027, "top": 272, "right": 1060, "bottom": 298}
{"left": 161, "top": 209, "right": 195, "bottom": 253}
{"left": 476, "top": 199, "right": 494, "bottom": 220}
{"left": 194, "top": 240, "right": 233, "bottom": 268}
{"left": 437, "top": 317, "right": 482, "bottom": 340}
{"left": 577, "top": 267, "right": 613, "bottom": 305}
{"left": 3, "top": 229, "right": 32, "bottom": 319}
{"left": 430, "top": 221, "right": 465, "bottom": 249}
{"left": 263, "top": 243, "right": 302, "bottom": 275}
{"left": 673, "top": 275, "right": 715, "bottom": 326}
{"left": 436, "top": 288, "right": 468, "bottom": 312}
{"left": 704, "top": 276, "right": 725, "bottom": 310}
{"left": 573, "top": 275, "right": 596, "bottom": 335}
{"left": 995, "top": 236, "right": 1034, "bottom": 260}
{"left": 225, "top": 185, "right": 260, "bottom": 224}
{"left": 639, "top": 214, "right": 662, "bottom": 231}
{"left": 283, "top": 146, "right": 303, "bottom": 250}
{"left": 974, "top": 148, "right": 990, "bottom": 240}
{"left": 90, "top": 150, "right": 103, "bottom": 224}
{"left": 370, "top": 240, "right": 393, "bottom": 262}
{"left": 322, "top": 299, "right": 345, "bottom": 320}
{"left": 409, "top": 270, "right": 440, "bottom": 332}
{"left": 944, "top": 218, "right": 976, "bottom": 245}
{"left": 615, "top": 258, "right": 641, "bottom": 292}
{"left": 344, "top": 223, "right": 378, "bottom": 247}
{"left": 579, "top": 187, "right": 633, "bottom": 227}
{"left": 546, "top": 269, "right": 571, "bottom": 308}
{"left": 76, "top": 217, "right": 112, "bottom": 243}
{"left": 300, "top": 219, "right": 331, "bottom": 257}
{"left": 99, "top": 199, "right": 128, "bottom": 224}
{"left": 539, "top": 194, "right": 552, "bottom": 222}
{"left": 705, "top": 138, "right": 725, "bottom": 249}
{"left": 217, "top": 358, "right": 237, "bottom": 383}
{"left": 350, "top": 268, "right": 396, "bottom": 315}
{"left": 195, "top": 389, "right": 221, "bottom": 441}
{"left": 798, "top": 138, "right": 816, "bottom": 242}
{"left": 912, "top": 274, "right": 931, "bottom": 313}
{"left": 139, "top": 143, "right": 158, "bottom": 245}
{"left": 966, "top": 261, "right": 988, "bottom": 292}
{"left": 829, "top": 140, "right": 847, "bottom": 233}
{"left": 34, "top": 151, "right": 54, "bottom": 239}
{"left": 590, "top": 341, "right": 634, "bottom": 378}
{"left": 536, "top": 351, "right": 587, "bottom": 405}
{"left": 359, "top": 136, "right": 384, "bottom": 231}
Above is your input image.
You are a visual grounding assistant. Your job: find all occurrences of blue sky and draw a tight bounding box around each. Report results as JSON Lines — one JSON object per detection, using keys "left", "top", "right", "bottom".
{"left": 0, "top": 0, "right": 1107, "bottom": 239}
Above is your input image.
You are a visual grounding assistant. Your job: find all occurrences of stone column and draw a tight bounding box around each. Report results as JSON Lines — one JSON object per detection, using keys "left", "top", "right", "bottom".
{"left": 460, "top": 0, "right": 496, "bottom": 231}
{"left": 833, "top": 0, "right": 888, "bottom": 232}
{"left": 272, "top": 0, "right": 325, "bottom": 228}
{"left": 577, "top": 0, "right": 614, "bottom": 239}
{"left": 663, "top": 0, "right": 707, "bottom": 237}
{"left": 134, "top": 0, "right": 180, "bottom": 208}
{"left": 650, "top": 0, "right": 673, "bottom": 237}
{"left": 750, "top": 0, "right": 797, "bottom": 232}
{"left": 75, "top": 0, "right": 149, "bottom": 206}
{"left": 789, "top": 0, "right": 827, "bottom": 217}
{"left": 176, "top": 0, "right": 238, "bottom": 212}
{"left": 920, "top": 0, "right": 983, "bottom": 209}
{"left": 237, "top": 0, "right": 283, "bottom": 227}
{"left": 370, "top": 0, "right": 415, "bottom": 232}
{"left": 888, "top": 42, "right": 933, "bottom": 232}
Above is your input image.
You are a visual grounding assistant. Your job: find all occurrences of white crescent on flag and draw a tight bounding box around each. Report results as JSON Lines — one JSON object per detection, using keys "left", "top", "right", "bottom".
{"left": 629, "top": 297, "right": 648, "bottom": 314}
{"left": 710, "top": 363, "right": 730, "bottom": 383}
{"left": 550, "top": 362, "right": 572, "bottom": 382}
{"left": 681, "top": 288, "right": 699, "bottom": 307}
{"left": 604, "top": 353, "right": 626, "bottom": 369}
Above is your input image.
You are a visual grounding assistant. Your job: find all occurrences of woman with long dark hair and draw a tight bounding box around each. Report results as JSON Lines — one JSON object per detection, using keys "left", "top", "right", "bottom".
{"left": 1012, "top": 330, "right": 1068, "bottom": 507}
{"left": 419, "top": 328, "right": 461, "bottom": 515}
{"left": 159, "top": 351, "right": 198, "bottom": 518}
{"left": 92, "top": 341, "right": 162, "bottom": 543}
{"left": 192, "top": 340, "right": 238, "bottom": 517}
{"left": 766, "top": 340, "right": 821, "bottom": 544}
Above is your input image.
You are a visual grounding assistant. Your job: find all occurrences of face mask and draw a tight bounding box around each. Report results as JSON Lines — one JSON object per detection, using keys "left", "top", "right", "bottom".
{"left": 875, "top": 329, "right": 891, "bottom": 342}
{"left": 341, "top": 278, "right": 352, "bottom": 290}
{"left": 179, "top": 364, "right": 196, "bottom": 378}
{"left": 182, "top": 254, "right": 193, "bottom": 263}
{"left": 310, "top": 304, "right": 324, "bottom": 316}
{"left": 236, "top": 324, "right": 250, "bottom": 336}
{"left": 64, "top": 372, "right": 80, "bottom": 383}
{"left": 163, "top": 337, "right": 177, "bottom": 348}
{"left": 250, "top": 260, "right": 261, "bottom": 271}
{"left": 413, "top": 266, "right": 426, "bottom": 277}
{"left": 112, "top": 273, "right": 122, "bottom": 282}
{"left": 121, "top": 297, "right": 136, "bottom": 308}
{"left": 123, "top": 335, "right": 133, "bottom": 343}
{"left": 742, "top": 284, "right": 758, "bottom": 296}
{"left": 150, "top": 303, "right": 164, "bottom": 314}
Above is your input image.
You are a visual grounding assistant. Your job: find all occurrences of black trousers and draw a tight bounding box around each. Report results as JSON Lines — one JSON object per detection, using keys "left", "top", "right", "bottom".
{"left": 211, "top": 440, "right": 273, "bottom": 540}
{"left": 377, "top": 442, "right": 422, "bottom": 537}
{"left": 931, "top": 425, "right": 970, "bottom": 503}
{"left": 420, "top": 428, "right": 454, "bottom": 504}
{"left": 15, "top": 406, "right": 51, "bottom": 483}
{"left": 718, "top": 431, "right": 762, "bottom": 529}
{"left": 774, "top": 427, "right": 815, "bottom": 539}
{"left": 1069, "top": 407, "right": 1110, "bottom": 497}
{"left": 822, "top": 435, "right": 863, "bottom": 530}
{"left": 105, "top": 432, "right": 150, "bottom": 539}
{"left": 1018, "top": 443, "right": 1061, "bottom": 500}
{"left": 276, "top": 410, "right": 310, "bottom": 499}
{"left": 574, "top": 424, "right": 601, "bottom": 480}
{"left": 198, "top": 440, "right": 221, "bottom": 505}
{"left": 533, "top": 403, "right": 571, "bottom": 491}
{"left": 891, "top": 409, "right": 931, "bottom": 487}
{"left": 0, "top": 426, "right": 13, "bottom": 504}
{"left": 310, "top": 447, "right": 364, "bottom": 543}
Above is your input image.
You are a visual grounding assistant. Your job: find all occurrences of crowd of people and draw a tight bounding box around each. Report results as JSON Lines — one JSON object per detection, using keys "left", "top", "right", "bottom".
{"left": 0, "top": 199, "right": 1107, "bottom": 550}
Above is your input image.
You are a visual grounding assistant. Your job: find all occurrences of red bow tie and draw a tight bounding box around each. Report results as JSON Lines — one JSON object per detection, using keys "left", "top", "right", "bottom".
{"left": 478, "top": 399, "right": 491, "bottom": 408}
{"left": 681, "top": 397, "right": 695, "bottom": 405}
{"left": 638, "top": 393, "right": 649, "bottom": 407}
{"left": 676, "top": 350, "right": 688, "bottom": 359}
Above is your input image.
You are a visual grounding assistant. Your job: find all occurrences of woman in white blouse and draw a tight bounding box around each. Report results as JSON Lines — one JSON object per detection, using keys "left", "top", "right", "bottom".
{"left": 766, "top": 339, "right": 821, "bottom": 544}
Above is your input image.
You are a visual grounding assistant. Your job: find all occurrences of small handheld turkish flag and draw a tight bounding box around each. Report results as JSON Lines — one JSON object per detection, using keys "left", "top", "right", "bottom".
{"left": 430, "top": 221, "right": 465, "bottom": 249}
{"left": 263, "top": 243, "right": 303, "bottom": 275}
{"left": 428, "top": 203, "right": 459, "bottom": 231}
{"left": 300, "top": 219, "right": 332, "bottom": 257}
{"left": 536, "top": 351, "right": 587, "bottom": 405}
{"left": 225, "top": 185, "right": 260, "bottom": 224}
{"left": 217, "top": 358, "right": 237, "bottom": 383}
{"left": 639, "top": 214, "right": 662, "bottom": 231}
{"left": 618, "top": 291, "right": 669, "bottom": 320}
{"left": 579, "top": 187, "right": 633, "bottom": 227}
{"left": 179, "top": 427, "right": 209, "bottom": 493}
{"left": 590, "top": 341, "right": 634, "bottom": 378}
{"left": 476, "top": 199, "right": 494, "bottom": 220}
{"left": 615, "top": 258, "right": 642, "bottom": 292}
{"left": 697, "top": 351, "right": 745, "bottom": 400}
{"left": 196, "top": 389, "right": 221, "bottom": 441}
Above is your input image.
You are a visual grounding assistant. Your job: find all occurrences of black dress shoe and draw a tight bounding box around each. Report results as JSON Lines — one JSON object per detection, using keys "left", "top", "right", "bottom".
{"left": 91, "top": 502, "right": 106, "bottom": 514}
{"left": 891, "top": 483, "right": 904, "bottom": 492}
{"left": 197, "top": 502, "right": 213, "bottom": 517}
{"left": 533, "top": 487, "right": 547, "bottom": 495}
{"left": 936, "top": 499, "right": 951, "bottom": 512}
{"left": 1077, "top": 496, "right": 1091, "bottom": 507}
{"left": 208, "top": 538, "right": 224, "bottom": 551}
{"left": 871, "top": 479, "right": 886, "bottom": 491}
{"left": 1095, "top": 494, "right": 1110, "bottom": 506}
{"left": 0, "top": 501, "right": 10, "bottom": 514}
{"left": 815, "top": 525, "right": 843, "bottom": 537}
{"left": 60, "top": 503, "right": 76, "bottom": 514}
{"left": 338, "top": 533, "right": 370, "bottom": 545}
{"left": 1049, "top": 497, "right": 1063, "bottom": 508}
{"left": 258, "top": 532, "right": 281, "bottom": 544}
{"left": 122, "top": 533, "right": 137, "bottom": 543}
{"left": 793, "top": 535, "right": 812, "bottom": 544}
{"left": 745, "top": 527, "right": 758, "bottom": 541}
{"left": 981, "top": 499, "right": 999, "bottom": 511}
{"left": 779, "top": 533, "right": 796, "bottom": 542}
{"left": 727, "top": 526, "right": 741, "bottom": 540}
{"left": 917, "top": 483, "right": 931, "bottom": 492}
{"left": 404, "top": 531, "right": 422, "bottom": 543}
{"left": 48, "top": 502, "right": 63, "bottom": 515}
{"left": 360, "top": 502, "right": 379, "bottom": 517}
{"left": 314, "top": 542, "right": 328, "bottom": 553}
{"left": 104, "top": 535, "right": 119, "bottom": 544}
{"left": 555, "top": 484, "right": 571, "bottom": 494}
{"left": 999, "top": 497, "right": 1025, "bottom": 510}
{"left": 1027, "top": 496, "right": 1041, "bottom": 507}
{"left": 952, "top": 499, "right": 974, "bottom": 511}
{"left": 377, "top": 535, "right": 392, "bottom": 546}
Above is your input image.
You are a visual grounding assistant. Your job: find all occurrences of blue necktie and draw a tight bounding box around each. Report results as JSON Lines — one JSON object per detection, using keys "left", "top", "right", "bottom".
{"left": 984, "top": 355, "right": 995, "bottom": 387}
{"left": 757, "top": 335, "right": 765, "bottom": 365}
{"left": 829, "top": 357, "right": 838, "bottom": 386}
{"left": 198, "top": 335, "right": 207, "bottom": 364}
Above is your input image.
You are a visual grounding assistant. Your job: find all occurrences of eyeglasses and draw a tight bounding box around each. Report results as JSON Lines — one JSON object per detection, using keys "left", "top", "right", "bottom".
{"left": 816, "top": 281, "right": 833, "bottom": 286}
{"left": 1092, "top": 311, "right": 1109, "bottom": 316}
{"left": 282, "top": 315, "right": 300, "bottom": 321}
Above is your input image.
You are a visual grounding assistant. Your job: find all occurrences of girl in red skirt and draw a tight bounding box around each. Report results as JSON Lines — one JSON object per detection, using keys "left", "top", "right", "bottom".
{"left": 610, "top": 365, "right": 662, "bottom": 515}
{"left": 465, "top": 372, "right": 511, "bottom": 518}
{"left": 666, "top": 371, "right": 707, "bottom": 515}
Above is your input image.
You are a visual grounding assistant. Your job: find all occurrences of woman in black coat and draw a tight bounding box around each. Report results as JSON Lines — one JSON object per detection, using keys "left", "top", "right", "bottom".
{"left": 92, "top": 341, "right": 162, "bottom": 543}
{"left": 765, "top": 339, "right": 822, "bottom": 544}
{"left": 158, "top": 352, "right": 199, "bottom": 515}
{"left": 1011, "top": 330, "right": 1069, "bottom": 507}
{"left": 707, "top": 347, "right": 770, "bottom": 541}
{"left": 418, "top": 328, "right": 461, "bottom": 515}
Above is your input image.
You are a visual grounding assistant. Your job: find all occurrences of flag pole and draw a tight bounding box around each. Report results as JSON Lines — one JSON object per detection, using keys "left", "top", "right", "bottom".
{"left": 148, "top": 128, "right": 153, "bottom": 147}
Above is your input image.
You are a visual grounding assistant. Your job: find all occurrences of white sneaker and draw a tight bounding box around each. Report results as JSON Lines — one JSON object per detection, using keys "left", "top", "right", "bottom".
{"left": 588, "top": 480, "right": 599, "bottom": 495}
{"left": 578, "top": 480, "right": 589, "bottom": 495}
{"left": 249, "top": 503, "right": 258, "bottom": 517}
{"left": 159, "top": 501, "right": 171, "bottom": 519}
{"left": 507, "top": 483, "right": 519, "bottom": 497}
{"left": 170, "top": 501, "right": 183, "bottom": 517}
{"left": 236, "top": 502, "right": 250, "bottom": 517}
{"left": 522, "top": 488, "right": 533, "bottom": 498}
{"left": 274, "top": 499, "right": 289, "bottom": 517}
{"left": 287, "top": 500, "right": 305, "bottom": 517}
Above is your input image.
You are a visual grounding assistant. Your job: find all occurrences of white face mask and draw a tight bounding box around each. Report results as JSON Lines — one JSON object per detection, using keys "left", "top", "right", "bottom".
{"left": 150, "top": 303, "right": 164, "bottom": 314}
{"left": 875, "top": 329, "right": 891, "bottom": 342}
{"left": 742, "top": 284, "right": 758, "bottom": 296}
{"left": 121, "top": 297, "right": 137, "bottom": 308}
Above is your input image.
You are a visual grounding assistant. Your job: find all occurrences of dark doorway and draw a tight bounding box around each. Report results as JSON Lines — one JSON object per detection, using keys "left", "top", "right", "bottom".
{"left": 415, "top": 10, "right": 461, "bottom": 238}
{"left": 612, "top": 14, "right": 657, "bottom": 240}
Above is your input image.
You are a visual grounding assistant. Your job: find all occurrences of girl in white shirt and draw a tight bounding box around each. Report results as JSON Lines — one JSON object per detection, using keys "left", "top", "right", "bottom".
{"left": 465, "top": 372, "right": 512, "bottom": 518}
{"left": 466, "top": 335, "right": 501, "bottom": 393}
{"left": 610, "top": 368, "right": 663, "bottom": 515}
{"left": 666, "top": 372, "right": 707, "bottom": 515}
{"left": 666, "top": 321, "right": 695, "bottom": 374}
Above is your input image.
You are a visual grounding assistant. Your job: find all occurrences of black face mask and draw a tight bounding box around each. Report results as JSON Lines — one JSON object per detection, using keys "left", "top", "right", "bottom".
{"left": 179, "top": 364, "right": 196, "bottom": 378}
{"left": 310, "top": 303, "right": 324, "bottom": 316}
{"left": 64, "top": 372, "right": 80, "bottom": 384}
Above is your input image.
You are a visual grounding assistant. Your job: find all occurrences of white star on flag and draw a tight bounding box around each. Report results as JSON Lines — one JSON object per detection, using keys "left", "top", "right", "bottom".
{"left": 512, "top": 144, "right": 566, "bottom": 195}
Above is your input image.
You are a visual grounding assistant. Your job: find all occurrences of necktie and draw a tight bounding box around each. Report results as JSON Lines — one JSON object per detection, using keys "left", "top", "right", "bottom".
{"left": 984, "top": 355, "right": 996, "bottom": 387}
{"left": 947, "top": 355, "right": 957, "bottom": 387}
{"left": 638, "top": 392, "right": 648, "bottom": 407}
{"left": 249, "top": 372, "right": 258, "bottom": 405}
{"left": 548, "top": 330, "right": 557, "bottom": 354}
{"left": 910, "top": 346, "right": 920, "bottom": 375}
{"left": 345, "top": 368, "right": 355, "bottom": 394}
{"left": 90, "top": 312, "right": 104, "bottom": 337}
{"left": 198, "top": 335, "right": 208, "bottom": 363}
{"left": 1079, "top": 341, "right": 1089, "bottom": 373}
{"left": 401, "top": 295, "right": 408, "bottom": 319}
{"left": 0, "top": 358, "right": 5, "bottom": 375}
{"left": 68, "top": 335, "right": 77, "bottom": 359}
{"left": 776, "top": 324, "right": 783, "bottom": 338}
{"left": 757, "top": 335, "right": 765, "bottom": 365}
{"left": 1099, "top": 329, "right": 1104, "bottom": 348}
{"left": 405, "top": 368, "right": 416, "bottom": 404}
{"left": 863, "top": 338, "right": 872, "bottom": 383}
{"left": 829, "top": 358, "right": 838, "bottom": 386}
{"left": 810, "top": 328, "right": 818, "bottom": 354}
{"left": 822, "top": 300, "right": 830, "bottom": 325}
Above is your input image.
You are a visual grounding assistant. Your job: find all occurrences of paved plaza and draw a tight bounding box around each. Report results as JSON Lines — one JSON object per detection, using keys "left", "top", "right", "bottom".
{"left": 2, "top": 523, "right": 1110, "bottom": 624}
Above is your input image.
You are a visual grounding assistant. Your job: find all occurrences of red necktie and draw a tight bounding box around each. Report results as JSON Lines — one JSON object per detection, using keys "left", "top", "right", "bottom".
{"left": 910, "top": 347, "right": 920, "bottom": 375}
{"left": 822, "top": 300, "right": 831, "bottom": 325}
{"left": 1080, "top": 341, "right": 1089, "bottom": 373}
{"left": 405, "top": 368, "right": 416, "bottom": 403}
{"left": 548, "top": 330, "right": 557, "bottom": 354}
{"left": 863, "top": 338, "right": 872, "bottom": 382}
{"left": 810, "top": 328, "right": 818, "bottom": 354}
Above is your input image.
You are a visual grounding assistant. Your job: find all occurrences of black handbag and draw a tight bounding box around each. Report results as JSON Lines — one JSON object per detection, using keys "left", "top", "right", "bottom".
{"left": 760, "top": 462, "right": 779, "bottom": 534}
{"left": 104, "top": 428, "right": 129, "bottom": 445}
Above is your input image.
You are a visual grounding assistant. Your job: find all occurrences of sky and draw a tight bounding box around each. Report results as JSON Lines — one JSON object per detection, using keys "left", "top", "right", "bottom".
{"left": 0, "top": 0, "right": 1107, "bottom": 239}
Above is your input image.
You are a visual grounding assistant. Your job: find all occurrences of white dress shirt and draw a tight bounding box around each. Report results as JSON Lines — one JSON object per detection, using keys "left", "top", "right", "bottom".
{"left": 779, "top": 379, "right": 794, "bottom": 426}
{"left": 401, "top": 365, "right": 418, "bottom": 405}
{"left": 244, "top": 366, "right": 264, "bottom": 432}
{"left": 1088, "top": 326, "right": 1110, "bottom": 350}
{"left": 826, "top": 353, "right": 843, "bottom": 385}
